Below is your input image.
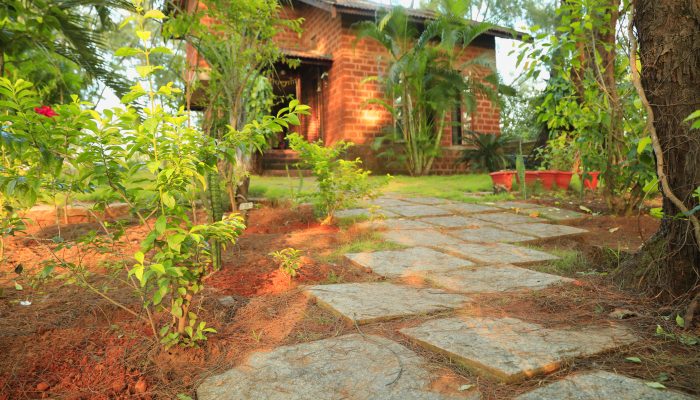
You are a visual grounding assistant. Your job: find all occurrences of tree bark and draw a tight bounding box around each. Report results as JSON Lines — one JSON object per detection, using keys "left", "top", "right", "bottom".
{"left": 635, "top": 0, "right": 700, "bottom": 295}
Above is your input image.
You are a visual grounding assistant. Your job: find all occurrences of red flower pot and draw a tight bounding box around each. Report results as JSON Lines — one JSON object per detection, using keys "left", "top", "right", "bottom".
{"left": 580, "top": 171, "right": 600, "bottom": 190}
{"left": 489, "top": 171, "right": 515, "bottom": 191}
{"left": 554, "top": 171, "right": 574, "bottom": 190}
{"left": 525, "top": 171, "right": 540, "bottom": 186}
{"left": 538, "top": 171, "right": 557, "bottom": 190}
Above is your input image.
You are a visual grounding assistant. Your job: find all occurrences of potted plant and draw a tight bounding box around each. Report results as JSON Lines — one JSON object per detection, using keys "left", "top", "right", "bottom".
{"left": 543, "top": 135, "right": 575, "bottom": 190}
{"left": 580, "top": 170, "right": 600, "bottom": 190}
{"left": 489, "top": 170, "right": 515, "bottom": 191}
{"left": 525, "top": 170, "right": 540, "bottom": 186}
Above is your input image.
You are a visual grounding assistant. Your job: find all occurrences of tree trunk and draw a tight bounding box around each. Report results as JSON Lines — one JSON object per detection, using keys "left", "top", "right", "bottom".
{"left": 635, "top": 0, "right": 700, "bottom": 295}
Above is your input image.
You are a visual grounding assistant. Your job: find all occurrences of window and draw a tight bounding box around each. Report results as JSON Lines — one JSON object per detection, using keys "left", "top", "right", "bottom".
{"left": 451, "top": 104, "right": 472, "bottom": 145}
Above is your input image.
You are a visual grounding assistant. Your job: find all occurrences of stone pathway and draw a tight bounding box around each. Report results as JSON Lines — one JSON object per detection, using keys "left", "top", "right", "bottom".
{"left": 199, "top": 196, "right": 694, "bottom": 399}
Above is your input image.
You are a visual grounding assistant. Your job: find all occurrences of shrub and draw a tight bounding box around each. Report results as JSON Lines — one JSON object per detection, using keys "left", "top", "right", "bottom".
{"left": 286, "top": 133, "right": 387, "bottom": 224}
{"left": 269, "top": 247, "right": 303, "bottom": 278}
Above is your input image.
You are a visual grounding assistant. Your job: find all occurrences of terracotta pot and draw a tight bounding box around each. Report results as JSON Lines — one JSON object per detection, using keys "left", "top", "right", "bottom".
{"left": 538, "top": 170, "right": 557, "bottom": 190}
{"left": 489, "top": 171, "right": 515, "bottom": 191}
{"left": 554, "top": 171, "right": 574, "bottom": 190}
{"left": 525, "top": 171, "right": 540, "bottom": 186}
{"left": 580, "top": 171, "right": 600, "bottom": 190}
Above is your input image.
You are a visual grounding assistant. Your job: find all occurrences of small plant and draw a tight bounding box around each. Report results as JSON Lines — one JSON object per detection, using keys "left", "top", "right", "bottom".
{"left": 458, "top": 132, "right": 511, "bottom": 172}
{"left": 287, "top": 133, "right": 387, "bottom": 224}
{"left": 270, "top": 247, "right": 303, "bottom": 278}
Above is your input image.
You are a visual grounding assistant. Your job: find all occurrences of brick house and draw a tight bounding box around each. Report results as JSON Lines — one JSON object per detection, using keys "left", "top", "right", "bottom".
{"left": 186, "top": 0, "right": 516, "bottom": 174}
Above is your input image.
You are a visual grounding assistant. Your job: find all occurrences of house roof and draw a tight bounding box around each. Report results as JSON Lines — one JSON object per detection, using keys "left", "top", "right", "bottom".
{"left": 296, "top": 0, "right": 525, "bottom": 40}
{"left": 281, "top": 48, "right": 334, "bottom": 64}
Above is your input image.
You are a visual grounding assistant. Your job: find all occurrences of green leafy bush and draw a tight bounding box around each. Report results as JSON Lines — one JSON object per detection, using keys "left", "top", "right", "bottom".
{"left": 269, "top": 247, "right": 303, "bottom": 278}
{"left": 287, "top": 133, "right": 387, "bottom": 223}
{"left": 458, "top": 132, "right": 511, "bottom": 172}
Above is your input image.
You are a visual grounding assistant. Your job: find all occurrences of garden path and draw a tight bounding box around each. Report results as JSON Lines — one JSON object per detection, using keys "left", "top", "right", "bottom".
{"left": 197, "top": 197, "right": 694, "bottom": 400}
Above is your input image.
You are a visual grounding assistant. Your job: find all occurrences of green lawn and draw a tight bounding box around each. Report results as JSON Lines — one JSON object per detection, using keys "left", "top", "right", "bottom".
{"left": 248, "top": 173, "right": 514, "bottom": 204}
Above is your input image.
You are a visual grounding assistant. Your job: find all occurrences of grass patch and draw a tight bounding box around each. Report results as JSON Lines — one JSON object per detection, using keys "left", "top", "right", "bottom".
{"left": 320, "top": 231, "right": 405, "bottom": 263}
{"left": 530, "top": 248, "right": 595, "bottom": 277}
{"left": 249, "top": 173, "right": 511, "bottom": 204}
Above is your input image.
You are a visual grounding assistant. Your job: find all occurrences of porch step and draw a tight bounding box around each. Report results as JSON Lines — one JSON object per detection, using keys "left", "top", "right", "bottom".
{"left": 262, "top": 149, "right": 304, "bottom": 172}
{"left": 261, "top": 169, "right": 312, "bottom": 177}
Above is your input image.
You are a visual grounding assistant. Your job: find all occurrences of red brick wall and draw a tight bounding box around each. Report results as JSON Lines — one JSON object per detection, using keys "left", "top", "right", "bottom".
{"left": 187, "top": 1, "right": 502, "bottom": 174}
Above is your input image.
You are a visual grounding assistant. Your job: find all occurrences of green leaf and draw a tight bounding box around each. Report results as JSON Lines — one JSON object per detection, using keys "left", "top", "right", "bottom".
{"left": 645, "top": 382, "right": 666, "bottom": 390}
{"left": 134, "top": 251, "right": 145, "bottom": 264}
{"left": 162, "top": 192, "right": 176, "bottom": 209}
{"left": 136, "top": 65, "right": 155, "bottom": 78}
{"left": 114, "top": 47, "right": 142, "bottom": 57}
{"left": 130, "top": 265, "right": 144, "bottom": 282}
{"left": 14, "top": 282, "right": 23, "bottom": 291}
{"left": 637, "top": 136, "right": 652, "bottom": 154}
{"left": 150, "top": 263, "right": 165, "bottom": 275}
{"left": 167, "top": 234, "right": 186, "bottom": 252}
{"left": 155, "top": 216, "right": 167, "bottom": 234}
{"left": 144, "top": 10, "right": 166, "bottom": 20}
{"left": 136, "top": 30, "right": 152, "bottom": 41}
{"left": 676, "top": 314, "right": 685, "bottom": 328}
{"left": 625, "top": 357, "right": 642, "bottom": 363}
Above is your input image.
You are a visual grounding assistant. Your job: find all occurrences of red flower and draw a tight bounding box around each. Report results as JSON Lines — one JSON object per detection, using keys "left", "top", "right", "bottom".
{"left": 34, "top": 105, "right": 58, "bottom": 118}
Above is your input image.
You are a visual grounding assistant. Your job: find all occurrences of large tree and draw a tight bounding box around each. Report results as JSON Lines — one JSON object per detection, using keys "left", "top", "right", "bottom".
{"left": 633, "top": 0, "right": 700, "bottom": 296}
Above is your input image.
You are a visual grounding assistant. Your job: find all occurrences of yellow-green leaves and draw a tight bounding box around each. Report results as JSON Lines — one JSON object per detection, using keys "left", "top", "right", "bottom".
{"left": 144, "top": 9, "right": 166, "bottom": 21}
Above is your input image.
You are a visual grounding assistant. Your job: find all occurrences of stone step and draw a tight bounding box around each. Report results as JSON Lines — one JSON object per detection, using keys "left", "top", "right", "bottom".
{"left": 418, "top": 264, "right": 573, "bottom": 293}
{"left": 515, "top": 370, "right": 695, "bottom": 400}
{"left": 400, "top": 316, "right": 638, "bottom": 383}
{"left": 345, "top": 247, "right": 474, "bottom": 279}
{"left": 197, "top": 334, "right": 480, "bottom": 400}
{"left": 305, "top": 282, "right": 470, "bottom": 325}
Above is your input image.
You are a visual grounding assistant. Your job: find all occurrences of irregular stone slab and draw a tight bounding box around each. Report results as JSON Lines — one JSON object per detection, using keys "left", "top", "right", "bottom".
{"left": 473, "top": 212, "right": 546, "bottom": 225}
{"left": 515, "top": 370, "right": 696, "bottom": 400}
{"left": 403, "top": 197, "right": 453, "bottom": 205}
{"left": 420, "top": 216, "right": 494, "bottom": 229}
{"left": 381, "top": 231, "right": 557, "bottom": 264}
{"left": 439, "top": 203, "right": 501, "bottom": 214}
{"left": 528, "top": 206, "right": 587, "bottom": 221}
{"left": 197, "top": 334, "right": 478, "bottom": 400}
{"left": 494, "top": 201, "right": 540, "bottom": 209}
{"left": 384, "top": 204, "right": 453, "bottom": 218}
{"left": 401, "top": 317, "right": 638, "bottom": 383}
{"left": 448, "top": 242, "right": 559, "bottom": 264}
{"left": 345, "top": 247, "right": 474, "bottom": 278}
{"left": 366, "top": 197, "right": 416, "bottom": 208}
{"left": 420, "top": 264, "right": 573, "bottom": 293}
{"left": 447, "top": 227, "right": 537, "bottom": 243}
{"left": 505, "top": 222, "right": 588, "bottom": 239}
{"left": 335, "top": 208, "right": 399, "bottom": 219}
{"left": 381, "top": 229, "right": 466, "bottom": 249}
{"left": 358, "top": 218, "right": 435, "bottom": 231}
{"left": 306, "top": 282, "right": 469, "bottom": 324}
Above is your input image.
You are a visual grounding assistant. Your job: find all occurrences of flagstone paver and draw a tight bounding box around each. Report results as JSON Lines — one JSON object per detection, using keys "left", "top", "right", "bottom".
{"left": 381, "top": 229, "right": 467, "bottom": 249}
{"left": 473, "top": 212, "right": 547, "bottom": 225}
{"left": 403, "top": 197, "right": 453, "bottom": 205}
{"left": 366, "top": 197, "right": 416, "bottom": 208}
{"left": 529, "top": 206, "right": 587, "bottom": 221}
{"left": 515, "top": 371, "right": 696, "bottom": 400}
{"left": 358, "top": 218, "right": 434, "bottom": 231}
{"left": 400, "top": 317, "right": 638, "bottom": 383}
{"left": 447, "top": 226, "right": 537, "bottom": 243}
{"left": 439, "top": 203, "right": 501, "bottom": 214}
{"left": 345, "top": 247, "right": 474, "bottom": 278}
{"left": 419, "top": 215, "right": 494, "bottom": 229}
{"left": 384, "top": 204, "right": 453, "bottom": 218}
{"left": 494, "top": 201, "right": 540, "bottom": 209}
{"left": 197, "top": 334, "right": 479, "bottom": 400}
{"left": 381, "top": 230, "right": 558, "bottom": 264}
{"left": 305, "top": 282, "right": 469, "bottom": 324}
{"left": 505, "top": 222, "right": 588, "bottom": 239}
{"left": 421, "top": 264, "right": 573, "bottom": 293}
{"left": 447, "top": 242, "right": 559, "bottom": 264}
{"left": 335, "top": 208, "right": 399, "bottom": 219}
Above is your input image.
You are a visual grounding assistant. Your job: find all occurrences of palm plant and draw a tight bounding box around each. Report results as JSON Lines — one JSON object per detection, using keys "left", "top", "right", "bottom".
{"left": 0, "top": 0, "right": 132, "bottom": 101}
{"left": 356, "top": 4, "right": 501, "bottom": 175}
{"left": 458, "top": 131, "right": 511, "bottom": 172}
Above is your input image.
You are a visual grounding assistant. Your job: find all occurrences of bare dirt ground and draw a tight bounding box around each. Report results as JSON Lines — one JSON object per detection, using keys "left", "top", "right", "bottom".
{"left": 0, "top": 202, "right": 698, "bottom": 399}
